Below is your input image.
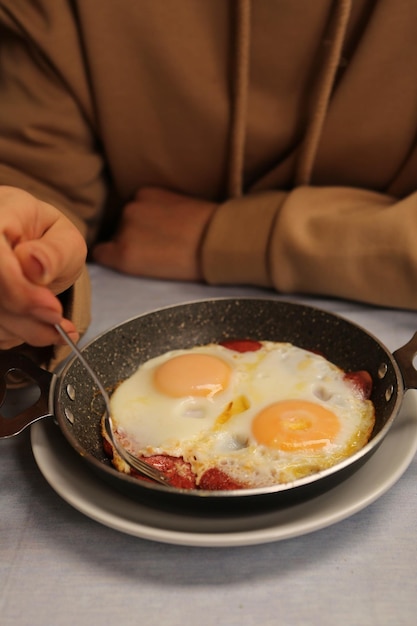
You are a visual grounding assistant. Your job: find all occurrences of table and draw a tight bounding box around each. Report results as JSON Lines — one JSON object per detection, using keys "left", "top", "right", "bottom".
{"left": 1, "top": 264, "right": 417, "bottom": 626}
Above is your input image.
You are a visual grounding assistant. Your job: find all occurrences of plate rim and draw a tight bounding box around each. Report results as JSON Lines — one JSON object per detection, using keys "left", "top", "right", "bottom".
{"left": 30, "top": 390, "right": 417, "bottom": 547}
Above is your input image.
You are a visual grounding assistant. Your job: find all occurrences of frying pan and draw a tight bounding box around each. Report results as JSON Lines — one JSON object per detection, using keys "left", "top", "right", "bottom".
{"left": 1, "top": 298, "right": 417, "bottom": 513}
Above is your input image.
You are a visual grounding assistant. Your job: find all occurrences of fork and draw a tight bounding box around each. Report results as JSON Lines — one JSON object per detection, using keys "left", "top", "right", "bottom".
{"left": 54, "top": 324, "right": 171, "bottom": 487}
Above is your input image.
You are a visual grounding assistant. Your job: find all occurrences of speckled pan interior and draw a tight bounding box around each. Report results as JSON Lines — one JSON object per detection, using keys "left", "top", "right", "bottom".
{"left": 53, "top": 298, "right": 403, "bottom": 511}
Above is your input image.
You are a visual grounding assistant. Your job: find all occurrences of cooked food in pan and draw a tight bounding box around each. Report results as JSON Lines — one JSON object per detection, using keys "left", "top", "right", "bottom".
{"left": 102, "top": 339, "right": 375, "bottom": 490}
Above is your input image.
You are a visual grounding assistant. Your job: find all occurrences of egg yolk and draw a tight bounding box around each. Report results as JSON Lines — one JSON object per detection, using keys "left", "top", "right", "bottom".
{"left": 252, "top": 400, "right": 340, "bottom": 451}
{"left": 153, "top": 353, "right": 231, "bottom": 398}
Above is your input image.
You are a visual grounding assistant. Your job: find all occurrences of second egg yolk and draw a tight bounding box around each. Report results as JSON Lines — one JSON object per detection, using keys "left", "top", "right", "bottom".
{"left": 153, "top": 353, "right": 231, "bottom": 398}
{"left": 252, "top": 400, "right": 340, "bottom": 451}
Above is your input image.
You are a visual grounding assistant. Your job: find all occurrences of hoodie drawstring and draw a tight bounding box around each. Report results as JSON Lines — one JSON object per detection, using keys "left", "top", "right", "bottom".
{"left": 296, "top": 0, "right": 352, "bottom": 185}
{"left": 228, "top": 0, "right": 251, "bottom": 198}
{"left": 228, "top": 0, "right": 352, "bottom": 196}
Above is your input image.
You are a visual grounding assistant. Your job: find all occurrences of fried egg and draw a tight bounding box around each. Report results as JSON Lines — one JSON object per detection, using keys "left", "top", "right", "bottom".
{"left": 107, "top": 341, "right": 375, "bottom": 488}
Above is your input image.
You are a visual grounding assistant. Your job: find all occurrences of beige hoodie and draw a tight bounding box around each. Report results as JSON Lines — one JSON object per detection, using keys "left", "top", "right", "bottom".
{"left": 1, "top": 0, "right": 417, "bottom": 363}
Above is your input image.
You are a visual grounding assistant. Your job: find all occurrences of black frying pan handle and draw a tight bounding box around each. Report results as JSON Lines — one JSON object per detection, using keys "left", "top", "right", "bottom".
{"left": 0, "top": 351, "right": 54, "bottom": 438}
{"left": 393, "top": 331, "right": 417, "bottom": 391}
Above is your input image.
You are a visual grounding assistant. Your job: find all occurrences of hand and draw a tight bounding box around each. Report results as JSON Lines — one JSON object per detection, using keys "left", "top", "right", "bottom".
{"left": 0, "top": 186, "right": 87, "bottom": 349}
{"left": 92, "top": 187, "right": 217, "bottom": 281}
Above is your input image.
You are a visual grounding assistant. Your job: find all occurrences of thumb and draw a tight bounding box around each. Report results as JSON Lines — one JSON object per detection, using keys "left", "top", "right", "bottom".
{"left": 14, "top": 241, "right": 53, "bottom": 286}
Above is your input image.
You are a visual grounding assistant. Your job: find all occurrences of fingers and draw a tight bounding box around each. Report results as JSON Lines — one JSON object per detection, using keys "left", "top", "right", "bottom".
{"left": 0, "top": 267, "right": 63, "bottom": 350}
{"left": 14, "top": 217, "right": 87, "bottom": 293}
{"left": 92, "top": 187, "right": 216, "bottom": 281}
{"left": 92, "top": 237, "right": 142, "bottom": 275}
{"left": 17, "top": 251, "right": 47, "bottom": 285}
{"left": 91, "top": 240, "right": 119, "bottom": 269}
{"left": 0, "top": 189, "right": 87, "bottom": 349}
{"left": 0, "top": 313, "right": 79, "bottom": 351}
{"left": 0, "top": 233, "right": 60, "bottom": 313}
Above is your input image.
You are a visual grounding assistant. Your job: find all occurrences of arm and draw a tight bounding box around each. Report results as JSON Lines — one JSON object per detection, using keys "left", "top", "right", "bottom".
{"left": 0, "top": 3, "right": 105, "bottom": 361}
{"left": 202, "top": 185, "right": 417, "bottom": 310}
{"left": 91, "top": 183, "right": 417, "bottom": 311}
{"left": 96, "top": 183, "right": 417, "bottom": 312}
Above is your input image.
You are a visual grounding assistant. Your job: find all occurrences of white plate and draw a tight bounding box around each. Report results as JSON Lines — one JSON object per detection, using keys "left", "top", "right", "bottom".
{"left": 31, "top": 391, "right": 417, "bottom": 548}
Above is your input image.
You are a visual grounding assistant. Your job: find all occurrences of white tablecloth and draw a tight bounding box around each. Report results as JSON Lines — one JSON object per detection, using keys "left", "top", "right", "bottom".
{"left": 1, "top": 264, "right": 417, "bottom": 626}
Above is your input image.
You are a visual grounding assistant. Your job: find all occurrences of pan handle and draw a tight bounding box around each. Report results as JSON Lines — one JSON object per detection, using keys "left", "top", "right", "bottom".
{"left": 393, "top": 331, "right": 417, "bottom": 391}
{"left": 0, "top": 351, "right": 55, "bottom": 438}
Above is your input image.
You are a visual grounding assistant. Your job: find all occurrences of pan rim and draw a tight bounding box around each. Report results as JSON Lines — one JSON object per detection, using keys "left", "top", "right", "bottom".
{"left": 55, "top": 296, "right": 405, "bottom": 501}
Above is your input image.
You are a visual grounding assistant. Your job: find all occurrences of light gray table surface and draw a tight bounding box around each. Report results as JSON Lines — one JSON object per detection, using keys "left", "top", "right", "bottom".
{"left": 1, "top": 264, "right": 417, "bottom": 626}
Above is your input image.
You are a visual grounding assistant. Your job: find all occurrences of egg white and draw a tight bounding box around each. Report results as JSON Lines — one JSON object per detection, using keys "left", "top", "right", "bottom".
{"left": 109, "top": 344, "right": 247, "bottom": 455}
{"left": 108, "top": 342, "right": 375, "bottom": 488}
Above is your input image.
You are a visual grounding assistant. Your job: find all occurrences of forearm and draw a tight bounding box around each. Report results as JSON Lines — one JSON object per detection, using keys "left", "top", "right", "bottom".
{"left": 201, "top": 190, "right": 287, "bottom": 287}
{"left": 273, "top": 185, "right": 417, "bottom": 309}
{"left": 201, "top": 185, "right": 417, "bottom": 310}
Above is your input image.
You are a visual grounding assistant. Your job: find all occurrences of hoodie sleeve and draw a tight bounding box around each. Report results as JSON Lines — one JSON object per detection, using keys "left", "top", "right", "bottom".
{"left": 0, "top": 3, "right": 103, "bottom": 366}
{"left": 201, "top": 185, "right": 417, "bottom": 310}
{"left": 0, "top": 3, "right": 106, "bottom": 240}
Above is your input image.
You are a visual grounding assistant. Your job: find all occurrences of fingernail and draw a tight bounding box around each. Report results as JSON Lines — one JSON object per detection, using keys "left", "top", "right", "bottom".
{"left": 29, "top": 254, "right": 48, "bottom": 283}
{"left": 32, "top": 307, "right": 62, "bottom": 324}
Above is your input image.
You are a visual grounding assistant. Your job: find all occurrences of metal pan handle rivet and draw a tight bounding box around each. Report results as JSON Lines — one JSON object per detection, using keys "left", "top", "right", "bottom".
{"left": 385, "top": 385, "right": 394, "bottom": 402}
{"left": 66, "top": 384, "right": 76, "bottom": 401}
{"left": 64, "top": 407, "right": 75, "bottom": 424}
{"left": 378, "top": 363, "right": 388, "bottom": 379}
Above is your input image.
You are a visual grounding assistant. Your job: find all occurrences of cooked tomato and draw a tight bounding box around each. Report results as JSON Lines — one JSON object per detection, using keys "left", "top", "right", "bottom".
{"left": 344, "top": 370, "right": 373, "bottom": 400}
{"left": 220, "top": 339, "right": 263, "bottom": 353}
{"left": 199, "top": 467, "right": 245, "bottom": 490}
{"left": 131, "top": 455, "right": 197, "bottom": 489}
